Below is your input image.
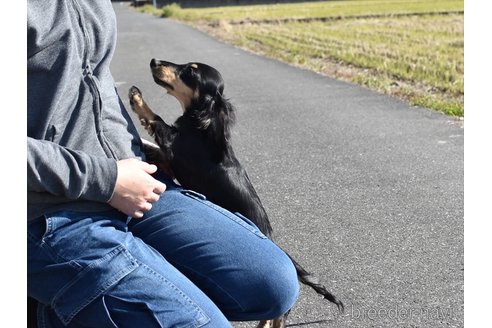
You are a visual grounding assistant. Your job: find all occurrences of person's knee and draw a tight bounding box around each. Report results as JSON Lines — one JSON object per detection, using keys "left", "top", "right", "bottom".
{"left": 235, "top": 251, "right": 300, "bottom": 320}
{"left": 258, "top": 259, "right": 300, "bottom": 318}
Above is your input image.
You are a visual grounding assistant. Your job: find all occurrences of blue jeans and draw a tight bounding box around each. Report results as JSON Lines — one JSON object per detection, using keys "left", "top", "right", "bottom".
{"left": 28, "top": 176, "right": 299, "bottom": 327}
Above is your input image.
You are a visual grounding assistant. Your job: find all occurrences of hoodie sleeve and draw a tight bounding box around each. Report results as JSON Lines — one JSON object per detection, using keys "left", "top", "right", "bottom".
{"left": 27, "top": 137, "right": 118, "bottom": 203}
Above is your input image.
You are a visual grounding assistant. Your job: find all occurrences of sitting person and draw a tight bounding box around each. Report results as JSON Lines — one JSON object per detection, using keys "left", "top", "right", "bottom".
{"left": 27, "top": 1, "right": 299, "bottom": 327}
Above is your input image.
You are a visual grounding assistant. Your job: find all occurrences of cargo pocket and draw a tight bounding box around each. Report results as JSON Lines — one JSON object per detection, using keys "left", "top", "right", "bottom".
{"left": 50, "top": 245, "right": 139, "bottom": 325}
{"left": 69, "top": 261, "right": 211, "bottom": 328}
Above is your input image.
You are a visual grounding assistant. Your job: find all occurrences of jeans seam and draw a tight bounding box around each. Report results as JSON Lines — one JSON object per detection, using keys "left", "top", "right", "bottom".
{"left": 171, "top": 260, "right": 246, "bottom": 314}
{"left": 28, "top": 235, "right": 62, "bottom": 269}
{"left": 27, "top": 216, "right": 71, "bottom": 265}
{"left": 181, "top": 190, "right": 267, "bottom": 239}
{"left": 34, "top": 215, "right": 128, "bottom": 267}
{"left": 137, "top": 259, "right": 211, "bottom": 328}
{"left": 28, "top": 217, "right": 62, "bottom": 264}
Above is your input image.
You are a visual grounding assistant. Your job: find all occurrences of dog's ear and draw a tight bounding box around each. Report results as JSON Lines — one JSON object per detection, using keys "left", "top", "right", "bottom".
{"left": 197, "top": 92, "right": 235, "bottom": 152}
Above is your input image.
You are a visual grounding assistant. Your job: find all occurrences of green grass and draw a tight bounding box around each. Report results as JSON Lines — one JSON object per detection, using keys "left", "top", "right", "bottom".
{"left": 137, "top": 1, "right": 464, "bottom": 116}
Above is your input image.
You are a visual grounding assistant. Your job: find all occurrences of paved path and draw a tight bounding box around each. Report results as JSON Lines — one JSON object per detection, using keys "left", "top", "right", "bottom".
{"left": 110, "top": 3, "right": 464, "bottom": 327}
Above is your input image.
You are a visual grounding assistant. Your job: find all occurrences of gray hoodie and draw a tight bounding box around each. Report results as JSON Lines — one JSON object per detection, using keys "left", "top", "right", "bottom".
{"left": 27, "top": 0, "right": 143, "bottom": 220}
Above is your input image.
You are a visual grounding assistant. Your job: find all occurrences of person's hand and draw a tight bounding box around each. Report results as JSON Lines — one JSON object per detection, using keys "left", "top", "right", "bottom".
{"left": 108, "top": 158, "right": 166, "bottom": 218}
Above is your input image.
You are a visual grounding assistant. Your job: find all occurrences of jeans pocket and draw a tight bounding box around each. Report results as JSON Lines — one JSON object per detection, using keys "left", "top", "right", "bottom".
{"left": 52, "top": 246, "right": 139, "bottom": 325}
{"left": 27, "top": 216, "right": 48, "bottom": 244}
{"left": 37, "top": 297, "right": 119, "bottom": 328}
{"left": 63, "top": 295, "right": 119, "bottom": 328}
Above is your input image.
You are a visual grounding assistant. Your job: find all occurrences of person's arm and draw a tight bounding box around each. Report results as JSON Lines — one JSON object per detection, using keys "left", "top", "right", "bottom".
{"left": 27, "top": 137, "right": 117, "bottom": 202}
{"left": 28, "top": 137, "right": 166, "bottom": 218}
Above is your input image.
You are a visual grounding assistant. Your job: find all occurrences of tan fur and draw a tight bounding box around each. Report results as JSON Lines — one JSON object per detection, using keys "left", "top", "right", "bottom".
{"left": 257, "top": 317, "right": 286, "bottom": 328}
{"left": 153, "top": 66, "right": 196, "bottom": 111}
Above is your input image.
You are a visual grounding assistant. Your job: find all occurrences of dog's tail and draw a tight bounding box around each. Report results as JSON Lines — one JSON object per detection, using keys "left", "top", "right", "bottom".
{"left": 288, "top": 255, "right": 344, "bottom": 312}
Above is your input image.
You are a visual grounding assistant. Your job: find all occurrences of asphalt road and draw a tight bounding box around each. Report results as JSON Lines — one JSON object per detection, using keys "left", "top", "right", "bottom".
{"left": 110, "top": 3, "right": 464, "bottom": 327}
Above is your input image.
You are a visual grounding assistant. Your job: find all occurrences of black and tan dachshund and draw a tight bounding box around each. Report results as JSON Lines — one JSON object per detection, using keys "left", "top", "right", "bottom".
{"left": 129, "top": 58, "right": 343, "bottom": 328}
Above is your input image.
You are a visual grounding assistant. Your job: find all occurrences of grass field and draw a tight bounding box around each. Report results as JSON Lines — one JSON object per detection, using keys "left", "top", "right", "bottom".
{"left": 137, "top": 0, "right": 464, "bottom": 117}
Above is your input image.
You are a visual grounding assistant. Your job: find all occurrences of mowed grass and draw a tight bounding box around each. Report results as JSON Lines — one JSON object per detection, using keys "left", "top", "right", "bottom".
{"left": 138, "top": 1, "right": 464, "bottom": 116}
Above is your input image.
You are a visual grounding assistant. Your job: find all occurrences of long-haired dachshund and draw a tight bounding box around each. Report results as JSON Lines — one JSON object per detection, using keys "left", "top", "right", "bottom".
{"left": 129, "top": 58, "right": 344, "bottom": 328}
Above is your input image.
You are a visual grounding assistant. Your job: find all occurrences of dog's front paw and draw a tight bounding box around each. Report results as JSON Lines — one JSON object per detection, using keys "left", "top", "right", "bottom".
{"left": 129, "top": 86, "right": 144, "bottom": 109}
{"left": 128, "top": 86, "right": 161, "bottom": 137}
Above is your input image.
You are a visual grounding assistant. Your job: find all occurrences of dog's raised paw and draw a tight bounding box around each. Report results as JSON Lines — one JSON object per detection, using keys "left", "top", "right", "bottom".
{"left": 129, "top": 86, "right": 143, "bottom": 108}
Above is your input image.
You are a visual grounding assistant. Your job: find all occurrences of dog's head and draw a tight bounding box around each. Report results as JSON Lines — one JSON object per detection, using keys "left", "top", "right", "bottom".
{"left": 150, "top": 58, "right": 235, "bottom": 148}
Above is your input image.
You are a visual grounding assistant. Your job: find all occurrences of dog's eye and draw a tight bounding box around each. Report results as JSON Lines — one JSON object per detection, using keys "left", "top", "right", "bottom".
{"left": 183, "top": 65, "right": 197, "bottom": 77}
{"left": 181, "top": 67, "right": 193, "bottom": 78}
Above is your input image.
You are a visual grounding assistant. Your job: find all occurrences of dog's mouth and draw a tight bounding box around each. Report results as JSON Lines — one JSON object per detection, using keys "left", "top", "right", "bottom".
{"left": 152, "top": 72, "right": 174, "bottom": 91}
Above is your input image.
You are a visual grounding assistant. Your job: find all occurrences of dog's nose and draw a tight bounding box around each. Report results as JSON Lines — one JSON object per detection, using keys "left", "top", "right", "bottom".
{"left": 150, "top": 58, "right": 159, "bottom": 68}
